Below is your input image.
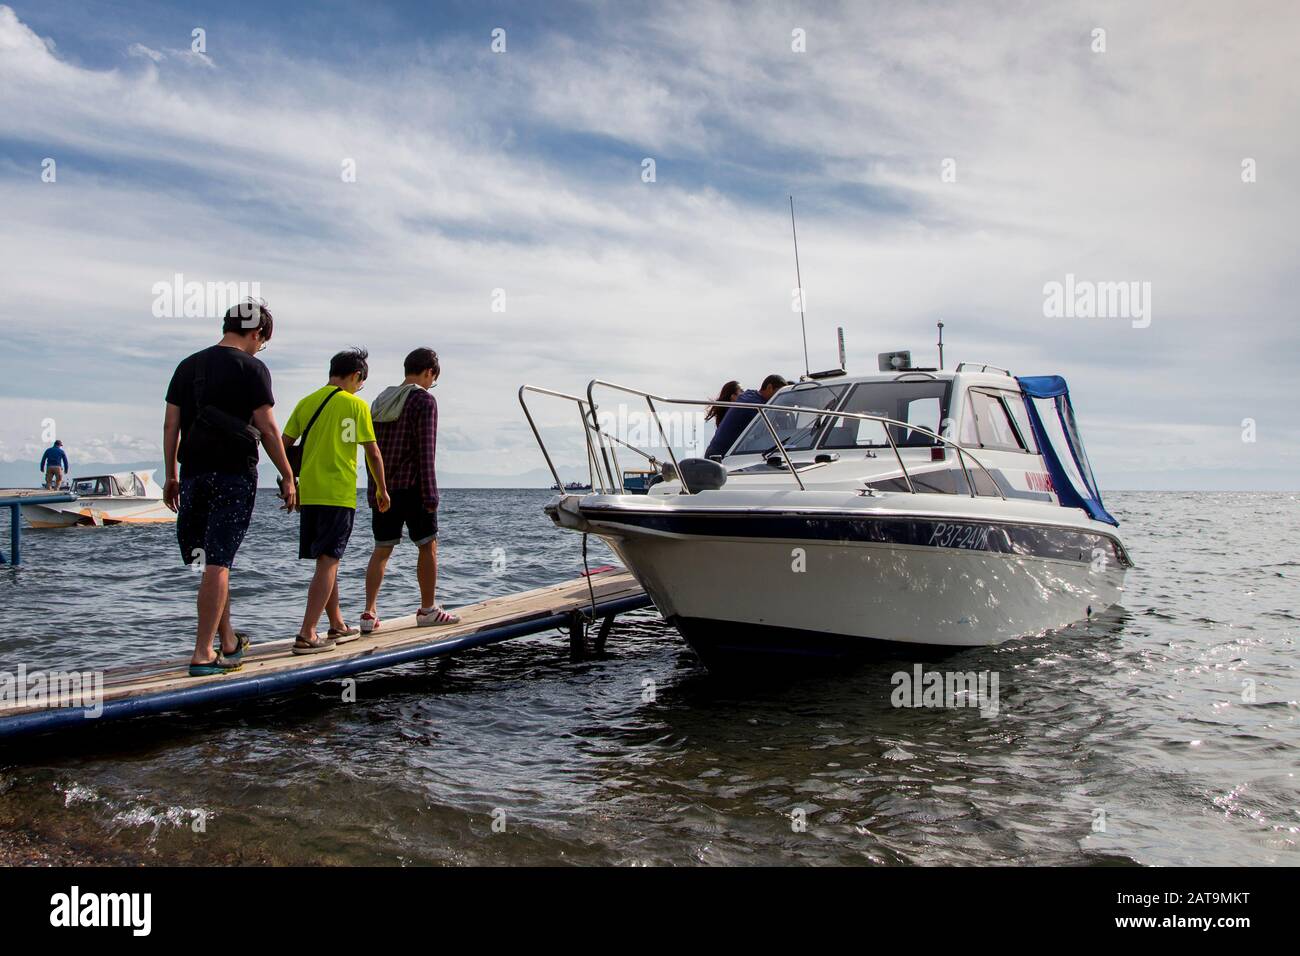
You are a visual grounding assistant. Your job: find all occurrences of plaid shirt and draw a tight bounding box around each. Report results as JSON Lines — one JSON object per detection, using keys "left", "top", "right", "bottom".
{"left": 367, "top": 388, "right": 439, "bottom": 510}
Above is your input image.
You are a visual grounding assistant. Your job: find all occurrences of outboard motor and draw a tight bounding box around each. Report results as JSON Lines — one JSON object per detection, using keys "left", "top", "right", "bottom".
{"left": 675, "top": 457, "right": 727, "bottom": 491}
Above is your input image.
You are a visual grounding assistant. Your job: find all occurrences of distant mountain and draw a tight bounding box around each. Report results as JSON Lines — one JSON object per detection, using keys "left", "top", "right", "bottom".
{"left": 406, "top": 466, "right": 562, "bottom": 490}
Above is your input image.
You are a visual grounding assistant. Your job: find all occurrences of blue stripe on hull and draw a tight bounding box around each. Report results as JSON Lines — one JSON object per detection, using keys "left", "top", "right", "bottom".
{"left": 580, "top": 506, "right": 1129, "bottom": 567}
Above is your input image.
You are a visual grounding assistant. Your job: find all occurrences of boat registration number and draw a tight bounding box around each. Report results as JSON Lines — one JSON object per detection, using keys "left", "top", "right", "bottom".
{"left": 928, "top": 523, "right": 992, "bottom": 550}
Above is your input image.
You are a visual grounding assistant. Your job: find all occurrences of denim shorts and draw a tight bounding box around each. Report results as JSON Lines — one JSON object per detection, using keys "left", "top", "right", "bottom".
{"left": 177, "top": 472, "right": 258, "bottom": 568}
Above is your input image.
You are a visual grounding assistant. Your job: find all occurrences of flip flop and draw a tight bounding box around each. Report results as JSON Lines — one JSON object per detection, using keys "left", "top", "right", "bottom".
{"left": 292, "top": 634, "right": 337, "bottom": 656}
{"left": 189, "top": 654, "right": 242, "bottom": 677}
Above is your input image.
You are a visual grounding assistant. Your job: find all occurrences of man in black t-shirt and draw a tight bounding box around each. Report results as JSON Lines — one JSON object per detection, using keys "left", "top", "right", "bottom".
{"left": 163, "top": 299, "right": 297, "bottom": 677}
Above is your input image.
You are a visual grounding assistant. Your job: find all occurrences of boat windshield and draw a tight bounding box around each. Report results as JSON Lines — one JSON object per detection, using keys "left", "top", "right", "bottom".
{"left": 819, "top": 380, "right": 953, "bottom": 449}
{"left": 73, "top": 477, "right": 111, "bottom": 496}
{"left": 728, "top": 384, "right": 849, "bottom": 456}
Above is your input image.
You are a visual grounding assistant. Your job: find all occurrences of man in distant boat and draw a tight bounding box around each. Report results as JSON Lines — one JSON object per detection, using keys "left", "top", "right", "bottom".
{"left": 704, "top": 374, "right": 789, "bottom": 459}
{"left": 39, "top": 439, "right": 68, "bottom": 489}
{"left": 163, "top": 299, "right": 298, "bottom": 677}
{"left": 359, "top": 347, "right": 459, "bottom": 633}
{"left": 282, "top": 347, "right": 391, "bottom": 655}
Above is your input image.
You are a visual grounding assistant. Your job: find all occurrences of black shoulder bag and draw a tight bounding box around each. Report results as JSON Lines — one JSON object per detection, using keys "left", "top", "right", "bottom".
{"left": 284, "top": 387, "right": 344, "bottom": 480}
{"left": 178, "top": 350, "right": 263, "bottom": 465}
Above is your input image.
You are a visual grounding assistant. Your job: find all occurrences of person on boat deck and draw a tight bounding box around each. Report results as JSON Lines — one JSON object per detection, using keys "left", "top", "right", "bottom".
{"left": 282, "top": 347, "right": 390, "bottom": 655}
{"left": 704, "top": 380, "right": 741, "bottom": 435}
{"left": 704, "top": 374, "right": 789, "bottom": 460}
{"left": 163, "top": 299, "right": 297, "bottom": 677}
{"left": 360, "top": 347, "right": 460, "bottom": 633}
{"left": 39, "top": 440, "right": 68, "bottom": 489}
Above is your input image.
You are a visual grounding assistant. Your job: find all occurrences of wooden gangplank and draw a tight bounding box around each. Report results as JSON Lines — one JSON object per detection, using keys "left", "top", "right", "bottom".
{"left": 0, "top": 568, "right": 650, "bottom": 739}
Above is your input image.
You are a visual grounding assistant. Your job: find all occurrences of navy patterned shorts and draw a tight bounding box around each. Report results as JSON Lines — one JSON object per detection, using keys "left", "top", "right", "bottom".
{"left": 177, "top": 472, "right": 258, "bottom": 569}
{"left": 298, "top": 505, "right": 355, "bottom": 560}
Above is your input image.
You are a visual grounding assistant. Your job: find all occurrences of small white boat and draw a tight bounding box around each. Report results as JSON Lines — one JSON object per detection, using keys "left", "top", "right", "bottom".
{"left": 21, "top": 470, "right": 174, "bottom": 527}
{"left": 521, "top": 358, "right": 1132, "bottom": 668}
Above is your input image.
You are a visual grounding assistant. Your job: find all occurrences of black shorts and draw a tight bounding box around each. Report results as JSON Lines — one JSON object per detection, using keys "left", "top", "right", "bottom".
{"left": 372, "top": 489, "right": 437, "bottom": 547}
{"left": 299, "top": 505, "right": 356, "bottom": 560}
{"left": 177, "top": 472, "right": 257, "bottom": 569}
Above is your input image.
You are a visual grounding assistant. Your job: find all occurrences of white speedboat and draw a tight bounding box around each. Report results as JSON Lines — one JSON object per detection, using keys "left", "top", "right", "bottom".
{"left": 521, "top": 360, "right": 1131, "bottom": 668}
{"left": 21, "top": 470, "right": 174, "bottom": 527}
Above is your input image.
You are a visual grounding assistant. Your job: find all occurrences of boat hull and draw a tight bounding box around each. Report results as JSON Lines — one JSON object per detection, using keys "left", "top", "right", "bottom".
{"left": 558, "top": 499, "right": 1129, "bottom": 663}
{"left": 21, "top": 500, "right": 175, "bottom": 528}
{"left": 669, "top": 616, "right": 973, "bottom": 669}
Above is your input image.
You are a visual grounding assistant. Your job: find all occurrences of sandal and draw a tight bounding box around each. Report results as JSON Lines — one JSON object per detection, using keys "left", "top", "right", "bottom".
{"left": 292, "top": 634, "right": 337, "bottom": 656}
{"left": 328, "top": 624, "right": 360, "bottom": 645}
{"left": 189, "top": 653, "right": 242, "bottom": 677}
{"left": 212, "top": 630, "right": 252, "bottom": 660}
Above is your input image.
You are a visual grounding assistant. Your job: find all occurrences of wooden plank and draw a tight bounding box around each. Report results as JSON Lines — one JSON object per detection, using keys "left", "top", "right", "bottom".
{"left": 0, "top": 489, "right": 75, "bottom": 502}
{"left": 0, "top": 569, "right": 649, "bottom": 729}
{"left": 93, "top": 572, "right": 641, "bottom": 701}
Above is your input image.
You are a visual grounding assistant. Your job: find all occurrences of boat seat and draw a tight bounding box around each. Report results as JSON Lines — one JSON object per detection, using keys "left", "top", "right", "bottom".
{"left": 677, "top": 457, "right": 727, "bottom": 491}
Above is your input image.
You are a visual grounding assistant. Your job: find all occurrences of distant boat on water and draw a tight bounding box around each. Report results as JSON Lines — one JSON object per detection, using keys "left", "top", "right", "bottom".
{"left": 21, "top": 470, "right": 174, "bottom": 527}
{"left": 550, "top": 480, "right": 593, "bottom": 492}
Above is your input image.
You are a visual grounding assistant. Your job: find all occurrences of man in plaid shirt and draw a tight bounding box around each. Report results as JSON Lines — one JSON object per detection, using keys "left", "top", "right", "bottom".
{"left": 361, "top": 347, "right": 459, "bottom": 631}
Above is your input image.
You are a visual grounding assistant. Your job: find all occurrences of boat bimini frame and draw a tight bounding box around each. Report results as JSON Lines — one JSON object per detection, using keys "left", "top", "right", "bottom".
{"left": 518, "top": 379, "right": 1004, "bottom": 499}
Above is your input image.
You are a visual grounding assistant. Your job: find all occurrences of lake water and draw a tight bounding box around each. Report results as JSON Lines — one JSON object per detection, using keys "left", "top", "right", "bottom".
{"left": 0, "top": 490, "right": 1296, "bottom": 865}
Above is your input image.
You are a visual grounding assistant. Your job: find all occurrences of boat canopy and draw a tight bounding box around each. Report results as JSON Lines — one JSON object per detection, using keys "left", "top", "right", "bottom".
{"left": 72, "top": 470, "right": 161, "bottom": 498}
{"left": 1016, "top": 376, "right": 1117, "bottom": 526}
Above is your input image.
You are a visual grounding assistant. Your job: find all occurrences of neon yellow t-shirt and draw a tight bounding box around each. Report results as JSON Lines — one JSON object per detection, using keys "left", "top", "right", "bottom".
{"left": 284, "top": 385, "right": 377, "bottom": 508}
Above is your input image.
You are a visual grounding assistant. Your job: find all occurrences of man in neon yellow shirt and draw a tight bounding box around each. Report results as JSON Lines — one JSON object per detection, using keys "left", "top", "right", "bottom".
{"left": 282, "top": 347, "right": 390, "bottom": 654}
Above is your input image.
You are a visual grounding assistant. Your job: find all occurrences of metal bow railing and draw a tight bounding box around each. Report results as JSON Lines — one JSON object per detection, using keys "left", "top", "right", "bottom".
{"left": 519, "top": 380, "right": 1004, "bottom": 499}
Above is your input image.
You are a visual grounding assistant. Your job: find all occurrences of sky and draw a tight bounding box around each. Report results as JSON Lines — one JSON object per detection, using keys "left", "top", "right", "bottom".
{"left": 0, "top": 0, "right": 1296, "bottom": 489}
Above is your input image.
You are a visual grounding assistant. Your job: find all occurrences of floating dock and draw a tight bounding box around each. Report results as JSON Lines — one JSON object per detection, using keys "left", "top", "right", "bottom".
{"left": 0, "top": 568, "right": 650, "bottom": 740}
{"left": 0, "top": 489, "right": 76, "bottom": 565}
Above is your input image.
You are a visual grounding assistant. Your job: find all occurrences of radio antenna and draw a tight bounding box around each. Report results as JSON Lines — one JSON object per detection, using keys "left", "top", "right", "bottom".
{"left": 937, "top": 321, "right": 945, "bottom": 370}
{"left": 789, "top": 195, "right": 810, "bottom": 379}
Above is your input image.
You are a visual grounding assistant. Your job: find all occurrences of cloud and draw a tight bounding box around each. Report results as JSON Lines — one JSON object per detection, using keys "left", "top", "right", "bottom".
{"left": 126, "top": 42, "right": 163, "bottom": 63}
{"left": 0, "top": 1, "right": 1296, "bottom": 489}
{"left": 0, "top": 393, "right": 162, "bottom": 459}
{"left": 76, "top": 433, "right": 160, "bottom": 463}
